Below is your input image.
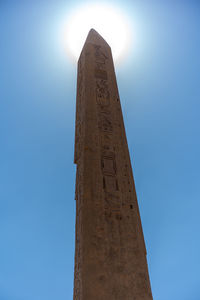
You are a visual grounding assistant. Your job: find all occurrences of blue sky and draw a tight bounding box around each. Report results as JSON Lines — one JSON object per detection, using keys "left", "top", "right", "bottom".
{"left": 0, "top": 1, "right": 200, "bottom": 299}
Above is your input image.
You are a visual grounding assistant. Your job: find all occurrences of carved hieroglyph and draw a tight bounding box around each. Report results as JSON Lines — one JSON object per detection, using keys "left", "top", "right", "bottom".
{"left": 73, "top": 29, "right": 153, "bottom": 300}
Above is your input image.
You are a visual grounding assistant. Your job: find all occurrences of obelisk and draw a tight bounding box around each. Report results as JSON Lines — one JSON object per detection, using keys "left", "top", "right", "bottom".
{"left": 73, "top": 29, "right": 153, "bottom": 300}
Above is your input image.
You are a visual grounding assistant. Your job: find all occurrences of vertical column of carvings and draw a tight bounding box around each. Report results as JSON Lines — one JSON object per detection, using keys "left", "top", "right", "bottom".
{"left": 73, "top": 55, "right": 85, "bottom": 300}
{"left": 93, "top": 44, "right": 122, "bottom": 272}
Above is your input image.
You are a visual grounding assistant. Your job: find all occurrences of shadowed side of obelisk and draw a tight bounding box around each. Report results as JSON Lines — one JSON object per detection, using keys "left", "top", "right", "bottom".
{"left": 73, "top": 29, "right": 153, "bottom": 300}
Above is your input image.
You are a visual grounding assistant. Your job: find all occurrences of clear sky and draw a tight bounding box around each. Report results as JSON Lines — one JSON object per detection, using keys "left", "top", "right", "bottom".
{"left": 0, "top": 1, "right": 200, "bottom": 299}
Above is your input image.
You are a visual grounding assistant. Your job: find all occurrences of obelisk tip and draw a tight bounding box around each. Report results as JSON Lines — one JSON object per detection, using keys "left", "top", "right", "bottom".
{"left": 85, "top": 28, "right": 110, "bottom": 48}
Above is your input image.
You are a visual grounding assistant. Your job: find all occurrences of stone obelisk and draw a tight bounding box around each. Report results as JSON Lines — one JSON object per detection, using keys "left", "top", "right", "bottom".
{"left": 73, "top": 29, "right": 153, "bottom": 300}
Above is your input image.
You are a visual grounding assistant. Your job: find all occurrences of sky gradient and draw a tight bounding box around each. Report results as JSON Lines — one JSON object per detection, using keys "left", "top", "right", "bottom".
{"left": 0, "top": 1, "right": 200, "bottom": 299}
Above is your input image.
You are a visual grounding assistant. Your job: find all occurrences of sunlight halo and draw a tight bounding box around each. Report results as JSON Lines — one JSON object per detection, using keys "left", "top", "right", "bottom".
{"left": 61, "top": 3, "right": 132, "bottom": 62}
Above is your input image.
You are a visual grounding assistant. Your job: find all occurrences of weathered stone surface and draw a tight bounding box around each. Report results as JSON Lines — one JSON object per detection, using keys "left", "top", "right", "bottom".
{"left": 73, "top": 29, "right": 153, "bottom": 300}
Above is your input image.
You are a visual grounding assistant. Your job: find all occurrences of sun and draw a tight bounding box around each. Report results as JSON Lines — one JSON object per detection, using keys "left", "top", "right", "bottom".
{"left": 62, "top": 3, "right": 132, "bottom": 62}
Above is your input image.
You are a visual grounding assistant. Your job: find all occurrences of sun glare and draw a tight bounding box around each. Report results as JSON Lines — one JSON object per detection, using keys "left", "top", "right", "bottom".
{"left": 62, "top": 3, "right": 132, "bottom": 62}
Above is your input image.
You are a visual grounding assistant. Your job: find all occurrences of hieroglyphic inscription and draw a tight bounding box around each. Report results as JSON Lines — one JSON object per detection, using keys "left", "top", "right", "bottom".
{"left": 102, "top": 156, "right": 116, "bottom": 174}
{"left": 96, "top": 79, "right": 110, "bottom": 107}
{"left": 99, "top": 112, "right": 113, "bottom": 133}
{"left": 95, "top": 69, "right": 108, "bottom": 80}
{"left": 105, "top": 192, "right": 121, "bottom": 211}
{"left": 101, "top": 150, "right": 119, "bottom": 192}
{"left": 94, "top": 44, "right": 120, "bottom": 211}
{"left": 94, "top": 45, "right": 108, "bottom": 63}
{"left": 93, "top": 44, "right": 124, "bottom": 270}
